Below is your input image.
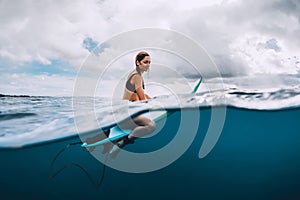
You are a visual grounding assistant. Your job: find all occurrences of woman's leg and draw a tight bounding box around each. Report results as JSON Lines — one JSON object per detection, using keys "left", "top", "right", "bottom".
{"left": 119, "top": 115, "right": 156, "bottom": 140}
{"left": 85, "top": 129, "right": 111, "bottom": 153}
{"left": 110, "top": 116, "right": 156, "bottom": 158}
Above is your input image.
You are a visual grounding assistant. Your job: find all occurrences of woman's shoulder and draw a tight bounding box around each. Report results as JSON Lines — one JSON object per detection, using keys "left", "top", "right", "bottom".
{"left": 128, "top": 71, "right": 141, "bottom": 79}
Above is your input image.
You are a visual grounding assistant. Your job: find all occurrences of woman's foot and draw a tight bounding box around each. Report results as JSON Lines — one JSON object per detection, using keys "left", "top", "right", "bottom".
{"left": 85, "top": 129, "right": 110, "bottom": 152}
{"left": 109, "top": 137, "right": 135, "bottom": 159}
{"left": 109, "top": 144, "right": 121, "bottom": 159}
{"left": 102, "top": 142, "right": 113, "bottom": 154}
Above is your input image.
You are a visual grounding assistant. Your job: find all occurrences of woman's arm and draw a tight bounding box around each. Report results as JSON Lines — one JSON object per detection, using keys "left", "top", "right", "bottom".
{"left": 133, "top": 75, "right": 147, "bottom": 100}
{"left": 136, "top": 87, "right": 146, "bottom": 100}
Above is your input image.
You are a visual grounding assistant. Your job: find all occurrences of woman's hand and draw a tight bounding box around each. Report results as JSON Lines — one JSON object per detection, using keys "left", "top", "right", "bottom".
{"left": 145, "top": 94, "right": 151, "bottom": 99}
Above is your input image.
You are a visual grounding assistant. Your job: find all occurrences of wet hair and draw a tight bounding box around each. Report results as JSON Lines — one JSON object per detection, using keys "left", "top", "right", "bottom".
{"left": 135, "top": 51, "right": 150, "bottom": 67}
{"left": 135, "top": 51, "right": 150, "bottom": 74}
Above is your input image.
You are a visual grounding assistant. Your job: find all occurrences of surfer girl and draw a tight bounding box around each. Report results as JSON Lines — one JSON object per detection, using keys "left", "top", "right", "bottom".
{"left": 109, "top": 51, "right": 156, "bottom": 158}
{"left": 85, "top": 51, "right": 156, "bottom": 158}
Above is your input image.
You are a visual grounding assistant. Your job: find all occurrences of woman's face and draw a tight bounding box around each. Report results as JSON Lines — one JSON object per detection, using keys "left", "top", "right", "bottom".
{"left": 137, "top": 56, "right": 151, "bottom": 72}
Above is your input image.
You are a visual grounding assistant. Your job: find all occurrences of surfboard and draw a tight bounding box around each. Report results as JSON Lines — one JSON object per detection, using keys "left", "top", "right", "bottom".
{"left": 81, "top": 76, "right": 202, "bottom": 148}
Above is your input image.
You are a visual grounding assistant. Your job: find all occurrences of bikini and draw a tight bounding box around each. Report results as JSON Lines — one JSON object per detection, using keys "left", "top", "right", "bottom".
{"left": 126, "top": 73, "right": 145, "bottom": 93}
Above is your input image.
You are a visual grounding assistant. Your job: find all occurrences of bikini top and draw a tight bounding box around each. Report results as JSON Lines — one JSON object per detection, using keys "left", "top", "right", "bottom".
{"left": 125, "top": 73, "right": 145, "bottom": 93}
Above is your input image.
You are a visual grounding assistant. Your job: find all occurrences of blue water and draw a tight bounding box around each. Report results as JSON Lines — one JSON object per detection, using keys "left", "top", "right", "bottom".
{"left": 0, "top": 80, "right": 300, "bottom": 199}
{"left": 1, "top": 83, "right": 300, "bottom": 147}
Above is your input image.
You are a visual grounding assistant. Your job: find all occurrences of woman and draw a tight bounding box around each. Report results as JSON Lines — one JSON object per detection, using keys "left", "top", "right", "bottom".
{"left": 109, "top": 51, "right": 156, "bottom": 158}
{"left": 85, "top": 52, "right": 155, "bottom": 157}
{"left": 122, "top": 51, "right": 152, "bottom": 101}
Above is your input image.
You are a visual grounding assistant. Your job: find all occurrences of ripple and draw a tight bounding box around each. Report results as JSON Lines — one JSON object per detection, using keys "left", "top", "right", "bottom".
{"left": 0, "top": 113, "right": 37, "bottom": 121}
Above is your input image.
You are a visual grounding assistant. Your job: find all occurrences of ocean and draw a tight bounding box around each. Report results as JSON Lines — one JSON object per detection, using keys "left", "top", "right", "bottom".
{"left": 0, "top": 77, "right": 300, "bottom": 199}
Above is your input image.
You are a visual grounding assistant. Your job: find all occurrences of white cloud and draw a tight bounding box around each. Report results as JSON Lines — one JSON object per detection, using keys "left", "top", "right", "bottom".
{"left": 169, "top": 0, "right": 300, "bottom": 75}
{"left": 229, "top": 34, "right": 300, "bottom": 75}
{"left": 0, "top": 0, "right": 109, "bottom": 66}
{"left": 1, "top": 0, "right": 299, "bottom": 70}
{"left": 0, "top": 73, "right": 75, "bottom": 96}
{"left": 0, "top": 0, "right": 300, "bottom": 95}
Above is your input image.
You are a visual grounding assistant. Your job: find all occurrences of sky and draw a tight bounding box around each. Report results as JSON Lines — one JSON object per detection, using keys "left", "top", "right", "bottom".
{"left": 0, "top": 0, "right": 299, "bottom": 96}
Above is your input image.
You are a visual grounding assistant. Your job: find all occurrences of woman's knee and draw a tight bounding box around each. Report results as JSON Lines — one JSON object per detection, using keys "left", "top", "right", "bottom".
{"left": 147, "top": 121, "right": 156, "bottom": 133}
